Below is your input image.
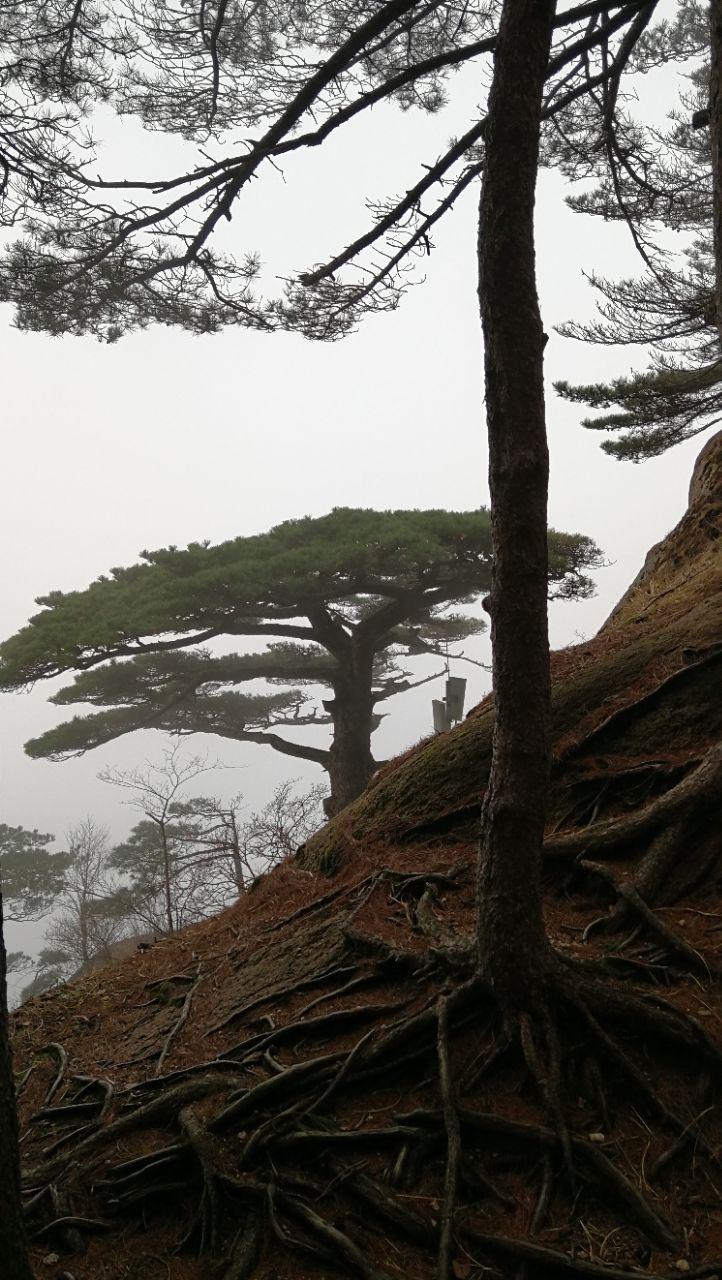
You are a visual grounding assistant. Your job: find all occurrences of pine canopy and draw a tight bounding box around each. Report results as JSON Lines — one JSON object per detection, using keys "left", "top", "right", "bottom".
{"left": 1, "top": 506, "right": 600, "bottom": 687}
{"left": 0, "top": 507, "right": 602, "bottom": 803}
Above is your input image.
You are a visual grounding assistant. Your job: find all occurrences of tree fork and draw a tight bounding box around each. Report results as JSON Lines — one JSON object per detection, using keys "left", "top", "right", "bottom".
{"left": 325, "top": 641, "right": 378, "bottom": 814}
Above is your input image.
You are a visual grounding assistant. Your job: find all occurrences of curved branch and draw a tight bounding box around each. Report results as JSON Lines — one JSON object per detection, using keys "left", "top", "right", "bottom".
{"left": 230, "top": 730, "right": 330, "bottom": 769}
{"left": 372, "top": 668, "right": 446, "bottom": 704}
{"left": 301, "top": 116, "right": 488, "bottom": 287}
{"left": 301, "top": 0, "right": 650, "bottom": 289}
{"left": 306, "top": 606, "right": 353, "bottom": 660}
{"left": 183, "top": 0, "right": 437, "bottom": 257}
{"left": 73, "top": 629, "right": 223, "bottom": 673}
{"left": 73, "top": 0, "right": 649, "bottom": 310}
{"left": 89, "top": 0, "right": 643, "bottom": 198}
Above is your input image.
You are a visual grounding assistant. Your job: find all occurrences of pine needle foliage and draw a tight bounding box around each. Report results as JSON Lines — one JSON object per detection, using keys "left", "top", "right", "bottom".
{"left": 0, "top": 507, "right": 601, "bottom": 810}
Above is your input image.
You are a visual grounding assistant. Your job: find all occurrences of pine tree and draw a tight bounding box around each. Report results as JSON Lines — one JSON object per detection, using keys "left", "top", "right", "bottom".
{"left": 475, "top": 0, "right": 557, "bottom": 1017}
{"left": 0, "top": 507, "right": 600, "bottom": 814}
{"left": 1, "top": 7, "right": 705, "bottom": 1277}
{"left": 0, "top": 825, "right": 70, "bottom": 922}
{"left": 0, "top": 3, "right": 668, "bottom": 341}
{"left": 553, "top": 2, "right": 722, "bottom": 459}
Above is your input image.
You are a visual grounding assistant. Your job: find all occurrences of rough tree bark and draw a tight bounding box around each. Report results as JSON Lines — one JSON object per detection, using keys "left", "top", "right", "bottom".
{"left": 0, "top": 895, "right": 35, "bottom": 1280}
{"left": 158, "top": 820, "right": 175, "bottom": 934}
{"left": 711, "top": 0, "right": 722, "bottom": 342}
{"left": 325, "top": 642, "right": 377, "bottom": 814}
{"left": 476, "top": 0, "right": 557, "bottom": 1019}
{"left": 305, "top": 608, "right": 379, "bottom": 815}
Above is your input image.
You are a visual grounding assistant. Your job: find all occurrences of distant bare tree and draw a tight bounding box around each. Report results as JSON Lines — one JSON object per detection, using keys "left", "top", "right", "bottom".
{"left": 164, "top": 793, "right": 249, "bottom": 901}
{"left": 44, "top": 818, "right": 130, "bottom": 972}
{"left": 101, "top": 745, "right": 220, "bottom": 934}
{"left": 108, "top": 776, "right": 326, "bottom": 929}
{"left": 242, "top": 780, "right": 328, "bottom": 873}
{"left": 180, "top": 780, "right": 328, "bottom": 899}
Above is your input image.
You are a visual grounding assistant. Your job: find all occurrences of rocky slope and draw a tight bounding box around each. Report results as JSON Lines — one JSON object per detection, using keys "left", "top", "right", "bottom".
{"left": 11, "top": 431, "right": 722, "bottom": 1280}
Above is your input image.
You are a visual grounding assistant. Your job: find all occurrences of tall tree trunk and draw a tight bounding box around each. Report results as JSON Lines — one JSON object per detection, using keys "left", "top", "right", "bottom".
{"left": 159, "top": 822, "right": 174, "bottom": 933}
{"left": 476, "top": 0, "right": 556, "bottom": 1021}
{"left": 79, "top": 901, "right": 90, "bottom": 966}
{"left": 227, "top": 811, "right": 246, "bottom": 896}
{"left": 325, "top": 645, "right": 377, "bottom": 815}
{"left": 0, "top": 897, "right": 35, "bottom": 1280}
{"left": 711, "top": 0, "right": 722, "bottom": 340}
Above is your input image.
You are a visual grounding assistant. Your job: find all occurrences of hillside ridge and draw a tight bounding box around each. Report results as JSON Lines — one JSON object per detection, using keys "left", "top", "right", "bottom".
{"left": 11, "top": 429, "right": 722, "bottom": 1280}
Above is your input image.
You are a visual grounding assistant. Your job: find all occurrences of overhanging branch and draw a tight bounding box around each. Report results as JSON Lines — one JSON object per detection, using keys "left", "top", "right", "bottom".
{"left": 301, "top": 0, "right": 650, "bottom": 291}
{"left": 234, "top": 731, "right": 330, "bottom": 768}
{"left": 372, "top": 667, "right": 446, "bottom": 704}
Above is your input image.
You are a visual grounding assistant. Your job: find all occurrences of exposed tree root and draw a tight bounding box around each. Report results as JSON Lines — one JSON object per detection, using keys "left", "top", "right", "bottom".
{"left": 156, "top": 965, "right": 202, "bottom": 1076}
{"left": 280, "top": 1190, "right": 395, "bottom": 1280}
{"left": 223, "top": 997, "right": 408, "bottom": 1063}
{"left": 177, "top": 1105, "right": 223, "bottom": 1255}
{"left": 16, "top": 783, "right": 722, "bottom": 1279}
{"left": 559, "top": 647, "right": 722, "bottom": 765}
{"left": 437, "top": 993, "right": 461, "bottom": 1280}
{"left": 220, "top": 1208, "right": 262, "bottom": 1280}
{"left": 462, "top": 1231, "right": 720, "bottom": 1278}
{"left": 560, "top": 645, "right": 722, "bottom": 762}
{"left": 40, "top": 1042, "right": 68, "bottom": 1106}
{"left": 545, "top": 743, "right": 722, "bottom": 862}
{"left": 580, "top": 859, "right": 717, "bottom": 975}
{"left": 24, "top": 1075, "right": 233, "bottom": 1188}
{"left": 20, "top": 945, "right": 722, "bottom": 1277}
{"left": 205, "top": 962, "right": 358, "bottom": 1036}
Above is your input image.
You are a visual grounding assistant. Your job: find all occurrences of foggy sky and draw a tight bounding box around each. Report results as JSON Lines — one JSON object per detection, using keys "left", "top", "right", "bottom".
{"left": 2, "top": 37, "right": 707, "bottom": 963}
